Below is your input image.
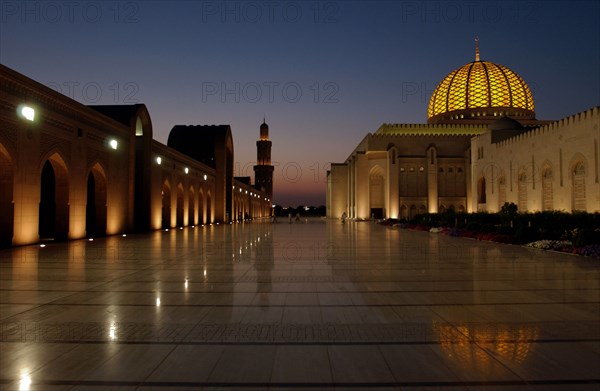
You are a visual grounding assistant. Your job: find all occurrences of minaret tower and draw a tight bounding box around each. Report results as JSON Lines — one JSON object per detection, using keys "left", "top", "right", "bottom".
{"left": 254, "top": 119, "right": 274, "bottom": 200}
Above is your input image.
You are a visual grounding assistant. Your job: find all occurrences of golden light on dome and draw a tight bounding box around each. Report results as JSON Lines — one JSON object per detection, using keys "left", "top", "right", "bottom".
{"left": 428, "top": 57, "right": 535, "bottom": 124}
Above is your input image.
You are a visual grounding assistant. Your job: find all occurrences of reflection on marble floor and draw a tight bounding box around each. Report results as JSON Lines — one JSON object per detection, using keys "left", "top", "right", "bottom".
{"left": 0, "top": 218, "right": 599, "bottom": 390}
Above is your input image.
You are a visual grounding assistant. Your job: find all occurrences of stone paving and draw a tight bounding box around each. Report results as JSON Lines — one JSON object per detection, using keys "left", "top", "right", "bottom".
{"left": 0, "top": 218, "right": 599, "bottom": 390}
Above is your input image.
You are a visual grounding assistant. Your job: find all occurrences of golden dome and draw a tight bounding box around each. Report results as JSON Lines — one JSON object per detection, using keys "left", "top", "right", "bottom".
{"left": 427, "top": 60, "right": 535, "bottom": 124}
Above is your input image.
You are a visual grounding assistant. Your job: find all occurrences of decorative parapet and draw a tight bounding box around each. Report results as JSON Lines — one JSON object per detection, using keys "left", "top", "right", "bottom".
{"left": 375, "top": 123, "right": 487, "bottom": 136}
{"left": 494, "top": 106, "right": 599, "bottom": 149}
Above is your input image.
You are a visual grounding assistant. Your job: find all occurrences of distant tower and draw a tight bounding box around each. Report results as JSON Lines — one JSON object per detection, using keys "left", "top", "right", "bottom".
{"left": 254, "top": 119, "right": 274, "bottom": 200}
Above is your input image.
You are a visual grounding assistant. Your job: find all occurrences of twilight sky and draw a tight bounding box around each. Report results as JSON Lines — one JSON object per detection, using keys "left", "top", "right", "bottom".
{"left": 1, "top": 0, "right": 599, "bottom": 206}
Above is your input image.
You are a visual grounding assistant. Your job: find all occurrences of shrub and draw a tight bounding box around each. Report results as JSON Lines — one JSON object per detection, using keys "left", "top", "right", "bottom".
{"left": 465, "top": 222, "right": 481, "bottom": 232}
{"left": 496, "top": 225, "right": 514, "bottom": 235}
{"left": 480, "top": 224, "right": 496, "bottom": 233}
{"left": 514, "top": 226, "right": 538, "bottom": 244}
{"left": 572, "top": 229, "right": 600, "bottom": 248}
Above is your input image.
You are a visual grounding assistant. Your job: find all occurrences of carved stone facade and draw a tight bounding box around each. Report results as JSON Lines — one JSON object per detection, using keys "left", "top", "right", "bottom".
{"left": 327, "top": 52, "right": 599, "bottom": 219}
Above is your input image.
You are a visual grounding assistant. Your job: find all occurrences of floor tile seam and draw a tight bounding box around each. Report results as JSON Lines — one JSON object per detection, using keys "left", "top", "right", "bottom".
{"left": 140, "top": 343, "right": 179, "bottom": 385}
{"left": 27, "top": 340, "right": 119, "bottom": 381}
{"left": 24, "top": 264, "right": 157, "bottom": 312}
{"left": 6, "top": 287, "right": 598, "bottom": 294}
{"left": 4, "top": 277, "right": 600, "bottom": 283}
{"left": 8, "top": 376, "right": 597, "bottom": 388}
{"left": 323, "top": 341, "right": 335, "bottom": 383}
{"left": 203, "top": 342, "right": 228, "bottom": 382}
{"left": 375, "top": 344, "right": 402, "bottom": 383}
{"left": 5, "top": 338, "right": 599, "bottom": 346}
{"left": 3, "top": 302, "right": 599, "bottom": 308}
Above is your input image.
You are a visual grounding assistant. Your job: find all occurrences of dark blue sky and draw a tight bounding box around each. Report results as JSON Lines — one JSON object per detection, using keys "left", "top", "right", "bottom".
{"left": 2, "top": 0, "right": 599, "bottom": 206}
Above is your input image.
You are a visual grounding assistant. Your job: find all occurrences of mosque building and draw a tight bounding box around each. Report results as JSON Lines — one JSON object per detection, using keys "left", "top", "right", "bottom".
{"left": 327, "top": 43, "right": 599, "bottom": 219}
{"left": 0, "top": 64, "right": 273, "bottom": 247}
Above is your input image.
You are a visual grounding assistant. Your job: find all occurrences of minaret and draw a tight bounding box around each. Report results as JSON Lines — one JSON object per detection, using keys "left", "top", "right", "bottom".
{"left": 254, "top": 119, "right": 274, "bottom": 200}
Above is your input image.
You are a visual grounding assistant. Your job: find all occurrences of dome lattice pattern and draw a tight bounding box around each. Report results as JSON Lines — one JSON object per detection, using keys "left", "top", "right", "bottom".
{"left": 428, "top": 61, "right": 535, "bottom": 123}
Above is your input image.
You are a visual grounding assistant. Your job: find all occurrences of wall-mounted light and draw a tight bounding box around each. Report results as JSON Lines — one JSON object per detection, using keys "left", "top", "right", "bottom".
{"left": 156, "top": 156, "right": 162, "bottom": 165}
{"left": 109, "top": 139, "right": 118, "bottom": 150}
{"left": 19, "top": 105, "right": 35, "bottom": 122}
{"left": 203, "top": 174, "right": 207, "bottom": 180}
{"left": 184, "top": 167, "right": 189, "bottom": 174}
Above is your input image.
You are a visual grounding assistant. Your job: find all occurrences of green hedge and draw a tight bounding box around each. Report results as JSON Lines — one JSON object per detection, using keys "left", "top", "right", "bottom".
{"left": 409, "top": 203, "right": 600, "bottom": 245}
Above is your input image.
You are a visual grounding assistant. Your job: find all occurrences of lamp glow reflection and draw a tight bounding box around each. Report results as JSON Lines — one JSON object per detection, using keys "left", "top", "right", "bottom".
{"left": 109, "top": 321, "right": 117, "bottom": 341}
{"left": 19, "top": 369, "right": 31, "bottom": 391}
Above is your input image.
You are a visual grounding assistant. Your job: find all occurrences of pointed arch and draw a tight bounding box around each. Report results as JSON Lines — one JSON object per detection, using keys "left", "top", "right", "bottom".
{"left": 198, "top": 187, "right": 205, "bottom": 224}
{"left": 409, "top": 204, "right": 417, "bottom": 220}
{"left": 0, "top": 143, "right": 14, "bottom": 247}
{"left": 571, "top": 160, "right": 586, "bottom": 211}
{"left": 498, "top": 174, "right": 507, "bottom": 210}
{"left": 39, "top": 152, "right": 70, "bottom": 240}
{"left": 206, "top": 190, "right": 212, "bottom": 224}
{"left": 477, "top": 176, "right": 486, "bottom": 204}
{"left": 541, "top": 162, "right": 553, "bottom": 211}
{"left": 86, "top": 162, "right": 107, "bottom": 237}
{"left": 518, "top": 171, "right": 528, "bottom": 212}
{"left": 176, "top": 182, "right": 184, "bottom": 227}
{"left": 188, "top": 185, "right": 196, "bottom": 226}
{"left": 400, "top": 204, "right": 408, "bottom": 220}
{"left": 369, "top": 165, "right": 385, "bottom": 219}
{"left": 161, "top": 179, "right": 171, "bottom": 229}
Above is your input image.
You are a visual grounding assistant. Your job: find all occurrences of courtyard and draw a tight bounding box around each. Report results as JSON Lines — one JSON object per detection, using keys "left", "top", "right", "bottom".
{"left": 0, "top": 218, "right": 598, "bottom": 390}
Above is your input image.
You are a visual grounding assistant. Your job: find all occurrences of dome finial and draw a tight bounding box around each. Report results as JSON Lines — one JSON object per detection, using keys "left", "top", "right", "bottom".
{"left": 475, "top": 36, "right": 480, "bottom": 61}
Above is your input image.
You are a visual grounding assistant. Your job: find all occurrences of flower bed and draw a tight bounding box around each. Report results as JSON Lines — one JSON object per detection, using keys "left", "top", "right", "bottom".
{"left": 573, "top": 244, "right": 600, "bottom": 258}
{"left": 382, "top": 218, "right": 599, "bottom": 259}
{"left": 525, "top": 240, "right": 573, "bottom": 251}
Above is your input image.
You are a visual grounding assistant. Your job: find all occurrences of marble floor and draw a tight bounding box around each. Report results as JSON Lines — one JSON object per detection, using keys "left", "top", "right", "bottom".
{"left": 0, "top": 218, "right": 599, "bottom": 390}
